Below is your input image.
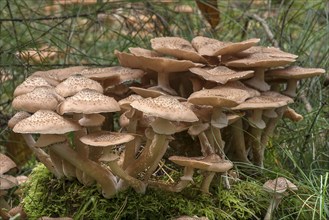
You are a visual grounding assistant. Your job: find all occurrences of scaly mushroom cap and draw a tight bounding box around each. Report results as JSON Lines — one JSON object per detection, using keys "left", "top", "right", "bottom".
{"left": 232, "top": 91, "right": 294, "bottom": 110}
{"left": 13, "top": 110, "right": 81, "bottom": 134}
{"left": 263, "top": 177, "right": 298, "bottom": 194}
{"left": 118, "top": 94, "right": 143, "bottom": 111}
{"left": 79, "top": 131, "right": 135, "bottom": 147}
{"left": 8, "top": 111, "right": 31, "bottom": 129}
{"left": 12, "top": 87, "right": 63, "bottom": 113}
{"left": 265, "top": 66, "right": 325, "bottom": 80}
{"left": 151, "top": 37, "right": 207, "bottom": 63}
{"left": 191, "top": 36, "right": 260, "bottom": 56}
{"left": 13, "top": 76, "right": 52, "bottom": 97}
{"left": 115, "top": 50, "right": 203, "bottom": 73}
{"left": 169, "top": 154, "right": 233, "bottom": 172}
{"left": 55, "top": 74, "right": 103, "bottom": 97}
{"left": 0, "top": 175, "right": 18, "bottom": 190}
{"left": 189, "top": 66, "right": 254, "bottom": 84}
{"left": 129, "top": 47, "right": 161, "bottom": 57}
{"left": 0, "top": 153, "right": 16, "bottom": 174}
{"left": 237, "top": 46, "right": 298, "bottom": 59}
{"left": 57, "top": 89, "right": 120, "bottom": 115}
{"left": 224, "top": 53, "right": 296, "bottom": 68}
{"left": 130, "top": 95, "right": 199, "bottom": 122}
{"left": 35, "top": 134, "right": 67, "bottom": 147}
{"left": 79, "top": 66, "right": 121, "bottom": 81}
{"left": 188, "top": 81, "right": 260, "bottom": 107}
{"left": 31, "top": 66, "right": 87, "bottom": 82}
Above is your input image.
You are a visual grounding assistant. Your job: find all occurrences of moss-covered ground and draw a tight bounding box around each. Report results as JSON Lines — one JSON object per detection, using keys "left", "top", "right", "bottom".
{"left": 22, "top": 164, "right": 270, "bottom": 219}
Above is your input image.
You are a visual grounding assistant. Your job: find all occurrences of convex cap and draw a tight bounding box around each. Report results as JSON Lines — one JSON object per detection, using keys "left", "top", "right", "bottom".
{"left": 80, "top": 131, "right": 135, "bottom": 147}
{"left": 57, "top": 89, "right": 120, "bottom": 115}
{"left": 130, "top": 95, "right": 198, "bottom": 122}
{"left": 13, "top": 110, "right": 81, "bottom": 134}
{"left": 55, "top": 74, "right": 103, "bottom": 97}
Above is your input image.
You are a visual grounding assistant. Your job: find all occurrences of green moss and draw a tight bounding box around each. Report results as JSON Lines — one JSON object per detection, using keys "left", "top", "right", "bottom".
{"left": 23, "top": 164, "right": 270, "bottom": 219}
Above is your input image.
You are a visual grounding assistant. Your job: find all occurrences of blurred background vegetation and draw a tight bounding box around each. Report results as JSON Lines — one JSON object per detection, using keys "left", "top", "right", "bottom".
{"left": 0, "top": 0, "right": 328, "bottom": 219}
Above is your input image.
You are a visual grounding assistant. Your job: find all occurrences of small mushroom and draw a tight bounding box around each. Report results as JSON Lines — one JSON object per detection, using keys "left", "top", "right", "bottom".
{"left": 263, "top": 177, "right": 298, "bottom": 220}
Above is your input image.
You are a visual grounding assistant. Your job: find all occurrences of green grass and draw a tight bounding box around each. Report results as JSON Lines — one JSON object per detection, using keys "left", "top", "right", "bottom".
{"left": 1, "top": 0, "right": 328, "bottom": 219}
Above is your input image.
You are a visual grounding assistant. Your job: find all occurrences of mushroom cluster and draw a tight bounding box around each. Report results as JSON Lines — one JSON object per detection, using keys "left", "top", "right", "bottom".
{"left": 9, "top": 36, "right": 325, "bottom": 198}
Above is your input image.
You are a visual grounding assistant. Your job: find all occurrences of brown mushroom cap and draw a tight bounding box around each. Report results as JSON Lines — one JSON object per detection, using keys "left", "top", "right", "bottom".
{"left": 265, "top": 66, "right": 325, "bottom": 80}
{"left": 8, "top": 111, "right": 31, "bottom": 129}
{"left": 78, "top": 113, "right": 105, "bottom": 127}
{"left": 13, "top": 110, "right": 81, "bottom": 134}
{"left": 236, "top": 46, "right": 298, "bottom": 59}
{"left": 0, "top": 174, "right": 18, "bottom": 190}
{"left": 151, "top": 37, "right": 207, "bottom": 63}
{"left": 13, "top": 76, "right": 52, "bottom": 97}
{"left": 129, "top": 47, "right": 161, "bottom": 57}
{"left": 188, "top": 81, "right": 260, "bottom": 107}
{"left": 191, "top": 36, "right": 260, "bottom": 56}
{"left": 263, "top": 177, "right": 298, "bottom": 194}
{"left": 232, "top": 91, "right": 293, "bottom": 110}
{"left": 130, "top": 95, "right": 199, "bottom": 122}
{"left": 57, "top": 89, "right": 120, "bottom": 115}
{"left": 79, "top": 131, "right": 135, "bottom": 147}
{"left": 169, "top": 154, "right": 233, "bottom": 172}
{"left": 224, "top": 53, "right": 296, "bottom": 68}
{"left": 12, "top": 87, "right": 63, "bottom": 113}
{"left": 118, "top": 94, "right": 143, "bottom": 111}
{"left": 115, "top": 50, "right": 203, "bottom": 73}
{"left": 0, "top": 153, "right": 16, "bottom": 174}
{"left": 31, "top": 66, "right": 88, "bottom": 83}
{"left": 189, "top": 66, "right": 254, "bottom": 84}
{"left": 35, "top": 134, "right": 67, "bottom": 147}
{"left": 55, "top": 74, "right": 103, "bottom": 97}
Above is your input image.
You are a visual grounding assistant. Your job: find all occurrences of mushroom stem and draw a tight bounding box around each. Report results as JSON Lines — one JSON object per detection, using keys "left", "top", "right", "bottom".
{"left": 48, "top": 149, "right": 65, "bottom": 178}
{"left": 198, "top": 132, "right": 215, "bottom": 156}
{"left": 264, "top": 195, "right": 283, "bottom": 220}
{"left": 119, "top": 133, "right": 168, "bottom": 189}
{"left": 21, "top": 134, "right": 59, "bottom": 177}
{"left": 156, "top": 72, "right": 177, "bottom": 95}
{"left": 244, "top": 68, "right": 270, "bottom": 91}
{"left": 249, "top": 109, "right": 266, "bottom": 129}
{"left": 50, "top": 142, "right": 117, "bottom": 198}
{"left": 122, "top": 114, "right": 139, "bottom": 169}
{"left": 210, "top": 125, "right": 225, "bottom": 158}
{"left": 248, "top": 126, "right": 263, "bottom": 167}
{"left": 261, "top": 107, "right": 285, "bottom": 147}
{"left": 200, "top": 172, "right": 216, "bottom": 194}
{"left": 283, "top": 79, "right": 298, "bottom": 98}
{"left": 227, "top": 118, "right": 250, "bottom": 163}
{"left": 107, "top": 154, "right": 146, "bottom": 194}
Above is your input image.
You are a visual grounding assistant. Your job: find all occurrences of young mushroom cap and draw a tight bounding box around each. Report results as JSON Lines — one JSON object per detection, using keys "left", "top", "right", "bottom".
{"left": 191, "top": 36, "right": 260, "bottom": 56}
{"left": 189, "top": 66, "right": 254, "bottom": 84}
{"left": 169, "top": 154, "right": 233, "bottom": 172}
{"left": 78, "top": 113, "right": 105, "bottom": 127}
{"left": 34, "top": 134, "right": 67, "bottom": 147}
{"left": 79, "top": 131, "right": 135, "bottom": 147}
{"left": 150, "top": 37, "right": 207, "bottom": 63}
{"left": 13, "top": 110, "right": 81, "bottom": 134}
{"left": 263, "top": 177, "right": 298, "bottom": 194}
{"left": 0, "top": 175, "right": 18, "bottom": 190}
{"left": 118, "top": 94, "right": 144, "bottom": 111}
{"left": 12, "top": 87, "right": 63, "bottom": 113}
{"left": 0, "top": 153, "right": 16, "bottom": 174}
{"left": 130, "top": 95, "right": 199, "bottom": 123}
{"left": 57, "top": 89, "right": 120, "bottom": 115}
{"left": 55, "top": 74, "right": 103, "bottom": 97}
{"left": 13, "top": 76, "right": 52, "bottom": 97}
{"left": 8, "top": 111, "right": 31, "bottom": 129}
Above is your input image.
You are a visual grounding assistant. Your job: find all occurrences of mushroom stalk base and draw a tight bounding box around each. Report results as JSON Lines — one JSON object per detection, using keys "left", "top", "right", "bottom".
{"left": 22, "top": 134, "right": 59, "bottom": 177}
{"left": 50, "top": 142, "right": 117, "bottom": 198}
